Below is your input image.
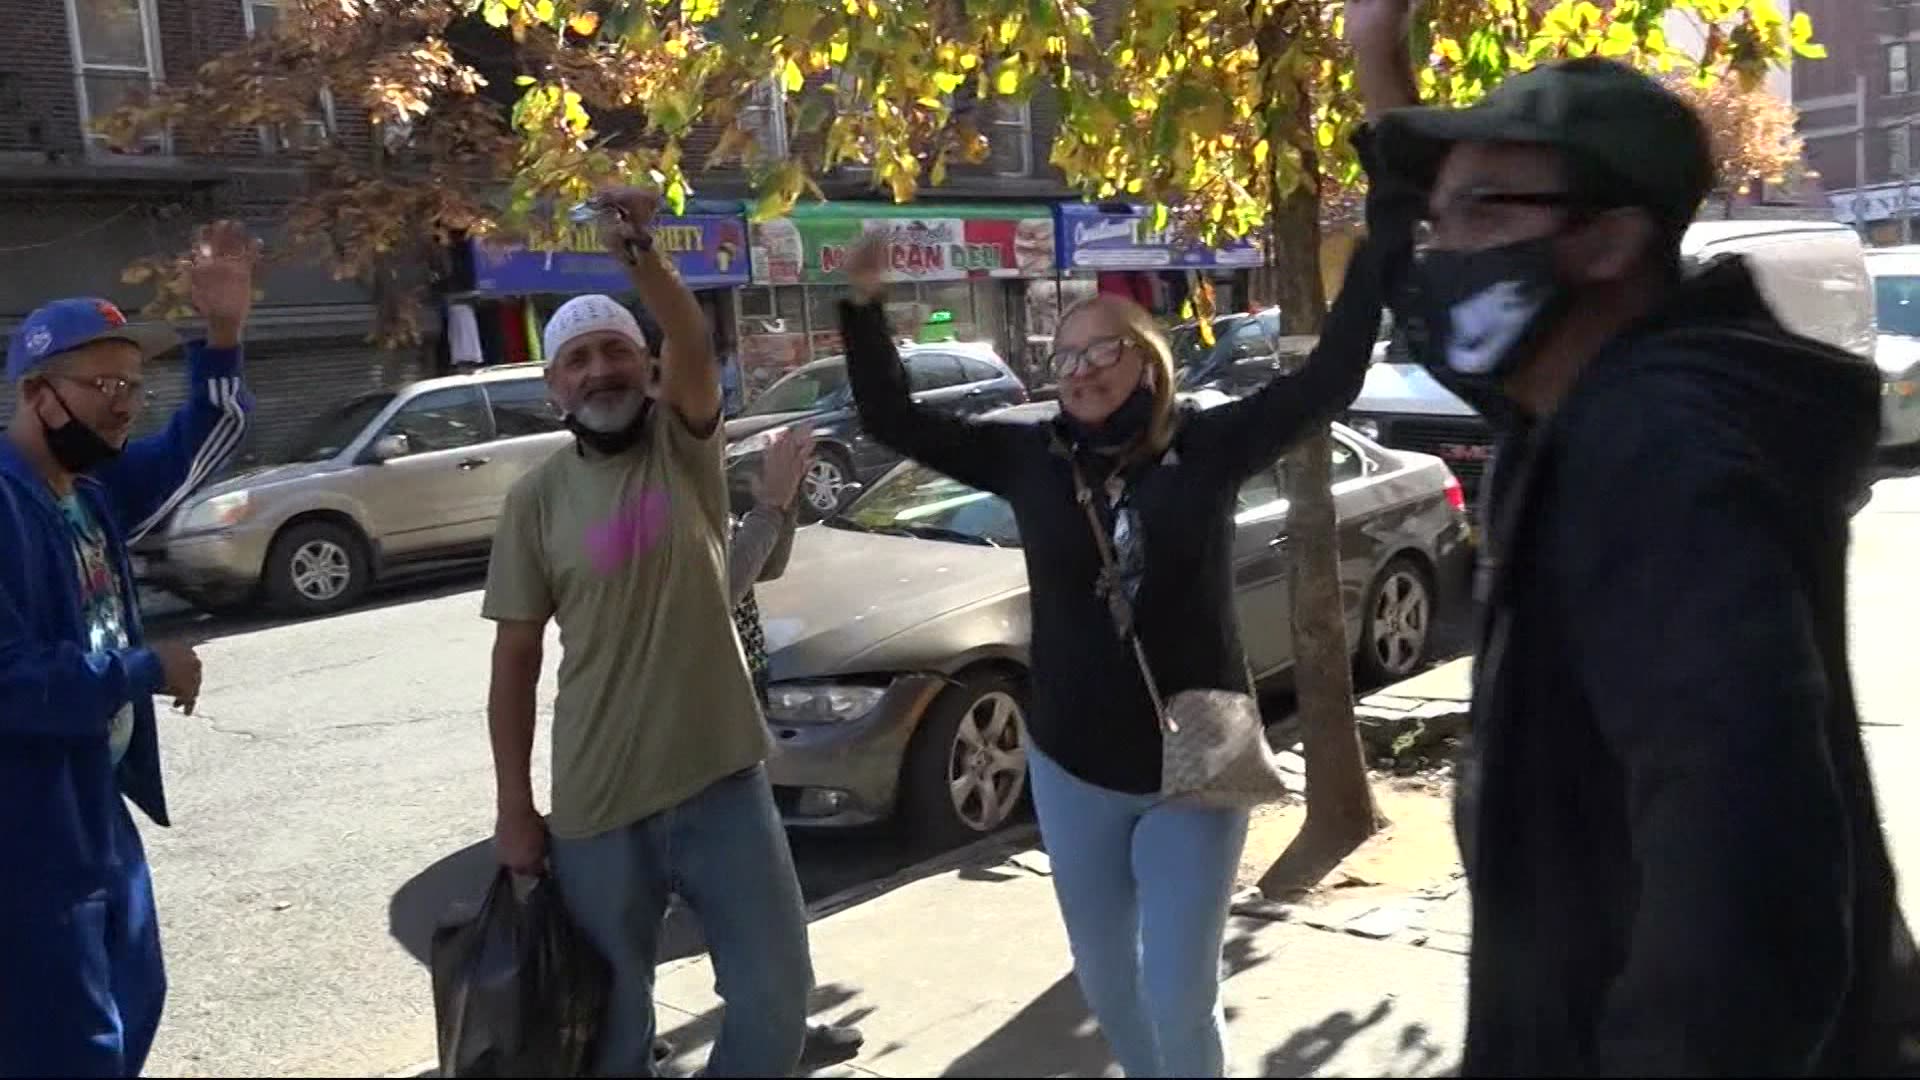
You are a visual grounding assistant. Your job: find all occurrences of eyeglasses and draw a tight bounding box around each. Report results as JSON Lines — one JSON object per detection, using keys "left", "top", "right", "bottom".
{"left": 50, "top": 373, "right": 152, "bottom": 406}
{"left": 1048, "top": 336, "right": 1132, "bottom": 381}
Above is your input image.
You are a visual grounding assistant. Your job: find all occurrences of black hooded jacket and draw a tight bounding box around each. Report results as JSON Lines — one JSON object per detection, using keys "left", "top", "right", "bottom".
{"left": 1458, "top": 255, "right": 1919, "bottom": 1076}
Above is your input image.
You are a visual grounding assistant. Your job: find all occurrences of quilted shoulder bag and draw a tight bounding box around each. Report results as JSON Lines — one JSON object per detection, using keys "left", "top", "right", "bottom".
{"left": 1065, "top": 452, "right": 1292, "bottom": 810}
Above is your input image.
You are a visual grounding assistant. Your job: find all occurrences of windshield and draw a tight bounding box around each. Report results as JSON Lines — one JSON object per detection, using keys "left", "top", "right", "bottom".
{"left": 1169, "top": 316, "right": 1250, "bottom": 386}
{"left": 745, "top": 361, "right": 849, "bottom": 416}
{"left": 285, "top": 392, "right": 395, "bottom": 463}
{"left": 1877, "top": 274, "right": 1920, "bottom": 338}
{"left": 833, "top": 462, "right": 1021, "bottom": 548}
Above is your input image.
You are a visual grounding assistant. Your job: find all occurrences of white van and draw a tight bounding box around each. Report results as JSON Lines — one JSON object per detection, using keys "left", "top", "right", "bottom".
{"left": 1347, "top": 219, "right": 1890, "bottom": 499}
{"left": 1861, "top": 246, "right": 1920, "bottom": 447}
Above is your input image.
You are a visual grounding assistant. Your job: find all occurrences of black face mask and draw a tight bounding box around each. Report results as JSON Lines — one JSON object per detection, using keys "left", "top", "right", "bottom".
{"left": 565, "top": 396, "right": 653, "bottom": 456}
{"left": 1400, "top": 235, "right": 1570, "bottom": 411}
{"left": 38, "top": 383, "right": 123, "bottom": 475}
{"left": 1062, "top": 385, "right": 1156, "bottom": 451}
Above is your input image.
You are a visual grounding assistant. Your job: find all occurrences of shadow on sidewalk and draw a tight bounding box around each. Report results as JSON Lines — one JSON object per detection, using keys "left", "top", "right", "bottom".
{"left": 940, "top": 974, "right": 1107, "bottom": 1077}
{"left": 1260, "top": 997, "right": 1456, "bottom": 1078}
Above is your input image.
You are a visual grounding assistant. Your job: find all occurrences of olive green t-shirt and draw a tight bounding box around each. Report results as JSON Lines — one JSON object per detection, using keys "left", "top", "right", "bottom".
{"left": 481, "top": 406, "right": 769, "bottom": 840}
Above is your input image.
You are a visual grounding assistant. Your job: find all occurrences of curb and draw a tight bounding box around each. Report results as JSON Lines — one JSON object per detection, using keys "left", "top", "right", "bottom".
{"left": 799, "top": 824, "right": 1042, "bottom": 924}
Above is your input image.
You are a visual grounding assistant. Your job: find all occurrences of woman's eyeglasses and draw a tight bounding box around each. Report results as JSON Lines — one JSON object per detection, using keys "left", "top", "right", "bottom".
{"left": 1048, "top": 336, "right": 1132, "bottom": 381}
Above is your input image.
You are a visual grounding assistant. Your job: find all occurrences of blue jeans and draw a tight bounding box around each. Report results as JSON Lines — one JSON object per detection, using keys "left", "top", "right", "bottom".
{"left": 549, "top": 764, "right": 812, "bottom": 1078}
{"left": 0, "top": 804, "right": 166, "bottom": 1078}
{"left": 1027, "top": 747, "right": 1250, "bottom": 1078}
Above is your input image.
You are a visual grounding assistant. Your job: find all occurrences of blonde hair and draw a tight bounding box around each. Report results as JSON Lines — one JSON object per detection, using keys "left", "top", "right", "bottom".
{"left": 1056, "top": 293, "right": 1179, "bottom": 461}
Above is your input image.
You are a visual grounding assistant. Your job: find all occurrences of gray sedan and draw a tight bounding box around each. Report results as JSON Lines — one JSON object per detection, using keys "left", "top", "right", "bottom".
{"left": 755, "top": 399, "right": 1472, "bottom": 844}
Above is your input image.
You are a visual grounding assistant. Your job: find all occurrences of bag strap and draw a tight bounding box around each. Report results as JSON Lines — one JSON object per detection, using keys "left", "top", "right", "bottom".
{"left": 1065, "top": 453, "right": 1178, "bottom": 733}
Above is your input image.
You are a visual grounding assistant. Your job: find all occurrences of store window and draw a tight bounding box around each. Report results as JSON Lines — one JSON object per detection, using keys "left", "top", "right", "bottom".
{"left": 67, "top": 0, "right": 164, "bottom": 155}
{"left": 1893, "top": 43, "right": 1912, "bottom": 97}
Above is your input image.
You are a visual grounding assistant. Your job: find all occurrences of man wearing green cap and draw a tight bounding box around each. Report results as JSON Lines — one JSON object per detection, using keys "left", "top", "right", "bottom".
{"left": 1346, "top": 1, "right": 1918, "bottom": 1074}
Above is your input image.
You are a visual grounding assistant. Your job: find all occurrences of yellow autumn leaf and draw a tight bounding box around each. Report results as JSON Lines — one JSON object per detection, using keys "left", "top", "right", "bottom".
{"left": 995, "top": 66, "right": 1019, "bottom": 95}
{"left": 531, "top": 0, "right": 554, "bottom": 22}
{"left": 933, "top": 71, "right": 965, "bottom": 94}
{"left": 783, "top": 57, "right": 804, "bottom": 93}
{"left": 830, "top": 40, "right": 849, "bottom": 63}
{"left": 959, "top": 52, "right": 979, "bottom": 71}
{"left": 566, "top": 11, "right": 598, "bottom": 35}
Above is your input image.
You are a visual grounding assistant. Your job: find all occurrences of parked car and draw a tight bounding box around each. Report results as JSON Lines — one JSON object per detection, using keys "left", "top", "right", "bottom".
{"left": 135, "top": 363, "right": 569, "bottom": 616}
{"left": 1171, "top": 307, "right": 1319, "bottom": 397}
{"left": 724, "top": 344, "right": 1027, "bottom": 520}
{"left": 755, "top": 400, "right": 1471, "bottom": 843}
{"left": 1862, "top": 246, "right": 1920, "bottom": 448}
{"left": 1346, "top": 218, "right": 1884, "bottom": 505}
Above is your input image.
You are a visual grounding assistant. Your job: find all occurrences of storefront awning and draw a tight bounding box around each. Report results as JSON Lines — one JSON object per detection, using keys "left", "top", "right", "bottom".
{"left": 469, "top": 208, "right": 750, "bottom": 296}
{"left": 1055, "top": 203, "right": 1263, "bottom": 272}
{"left": 750, "top": 202, "right": 1057, "bottom": 285}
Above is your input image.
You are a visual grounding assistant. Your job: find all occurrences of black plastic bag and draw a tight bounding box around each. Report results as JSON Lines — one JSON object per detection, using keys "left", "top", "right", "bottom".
{"left": 432, "top": 869, "right": 611, "bottom": 1078}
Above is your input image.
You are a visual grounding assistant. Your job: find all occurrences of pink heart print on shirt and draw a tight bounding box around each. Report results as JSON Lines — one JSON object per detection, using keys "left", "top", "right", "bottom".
{"left": 584, "top": 485, "right": 671, "bottom": 575}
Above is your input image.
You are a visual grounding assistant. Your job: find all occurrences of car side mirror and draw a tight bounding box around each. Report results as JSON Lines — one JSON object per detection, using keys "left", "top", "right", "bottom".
{"left": 372, "top": 433, "right": 409, "bottom": 462}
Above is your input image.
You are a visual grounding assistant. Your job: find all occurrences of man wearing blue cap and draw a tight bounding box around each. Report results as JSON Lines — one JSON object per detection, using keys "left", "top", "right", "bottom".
{"left": 0, "top": 220, "right": 255, "bottom": 1076}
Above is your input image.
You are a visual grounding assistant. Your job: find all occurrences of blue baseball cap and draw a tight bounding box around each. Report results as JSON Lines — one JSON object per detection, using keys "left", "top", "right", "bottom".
{"left": 6, "top": 298, "right": 180, "bottom": 383}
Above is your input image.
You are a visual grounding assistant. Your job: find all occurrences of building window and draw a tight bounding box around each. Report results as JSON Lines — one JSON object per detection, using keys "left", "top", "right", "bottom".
{"left": 65, "top": 0, "right": 164, "bottom": 154}
{"left": 1894, "top": 126, "right": 1911, "bottom": 178}
{"left": 1892, "top": 43, "right": 1911, "bottom": 96}
{"left": 989, "top": 97, "right": 1033, "bottom": 177}
{"left": 740, "top": 79, "right": 788, "bottom": 162}
{"left": 243, "top": 0, "right": 334, "bottom": 152}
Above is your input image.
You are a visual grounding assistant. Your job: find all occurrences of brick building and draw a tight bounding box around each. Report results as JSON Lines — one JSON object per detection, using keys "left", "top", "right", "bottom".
{"left": 1794, "top": 0, "right": 1920, "bottom": 242}
{"left": 0, "top": 0, "right": 436, "bottom": 464}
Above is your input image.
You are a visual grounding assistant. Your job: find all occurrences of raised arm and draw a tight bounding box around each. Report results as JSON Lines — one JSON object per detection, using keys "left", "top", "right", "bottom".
{"left": 838, "top": 240, "right": 1032, "bottom": 494}
{"left": 599, "top": 189, "right": 720, "bottom": 433}
{"left": 1181, "top": 235, "right": 1391, "bottom": 480}
{"left": 101, "top": 221, "right": 256, "bottom": 541}
{"left": 726, "top": 424, "right": 810, "bottom": 604}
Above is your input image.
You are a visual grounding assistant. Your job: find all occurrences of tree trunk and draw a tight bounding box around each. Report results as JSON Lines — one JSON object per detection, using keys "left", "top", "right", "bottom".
{"left": 1252, "top": 30, "right": 1384, "bottom": 899}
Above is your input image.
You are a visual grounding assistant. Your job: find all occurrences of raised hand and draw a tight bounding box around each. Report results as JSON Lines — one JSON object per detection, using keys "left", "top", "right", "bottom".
{"left": 759, "top": 422, "right": 818, "bottom": 512}
{"left": 594, "top": 187, "right": 663, "bottom": 267}
{"left": 189, "top": 220, "right": 260, "bottom": 348}
{"left": 846, "top": 233, "right": 890, "bottom": 305}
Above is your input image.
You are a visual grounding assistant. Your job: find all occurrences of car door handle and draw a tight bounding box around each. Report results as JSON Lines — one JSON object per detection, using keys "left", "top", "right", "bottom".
{"left": 458, "top": 456, "right": 491, "bottom": 470}
{"left": 1268, "top": 533, "right": 1290, "bottom": 550}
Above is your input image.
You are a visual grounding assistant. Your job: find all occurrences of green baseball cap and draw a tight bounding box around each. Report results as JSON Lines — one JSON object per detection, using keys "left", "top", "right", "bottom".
{"left": 1375, "top": 58, "right": 1714, "bottom": 232}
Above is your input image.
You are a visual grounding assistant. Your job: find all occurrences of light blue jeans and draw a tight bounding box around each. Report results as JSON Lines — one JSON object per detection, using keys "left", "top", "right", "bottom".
{"left": 549, "top": 764, "right": 812, "bottom": 1078}
{"left": 1027, "top": 747, "right": 1250, "bottom": 1079}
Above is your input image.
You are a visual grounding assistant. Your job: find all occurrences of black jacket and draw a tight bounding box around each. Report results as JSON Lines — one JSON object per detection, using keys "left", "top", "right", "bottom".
{"left": 1459, "top": 256, "right": 1920, "bottom": 1076}
{"left": 837, "top": 242, "right": 1393, "bottom": 793}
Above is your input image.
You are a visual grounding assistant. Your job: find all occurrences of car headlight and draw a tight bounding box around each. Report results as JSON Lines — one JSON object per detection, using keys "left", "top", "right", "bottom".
{"left": 727, "top": 431, "right": 776, "bottom": 459}
{"left": 174, "top": 491, "right": 251, "bottom": 533}
{"left": 764, "top": 682, "right": 888, "bottom": 725}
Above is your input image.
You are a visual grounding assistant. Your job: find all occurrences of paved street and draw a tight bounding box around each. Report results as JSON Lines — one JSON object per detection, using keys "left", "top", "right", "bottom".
{"left": 135, "top": 572, "right": 944, "bottom": 1078}
{"left": 132, "top": 472, "right": 1920, "bottom": 1077}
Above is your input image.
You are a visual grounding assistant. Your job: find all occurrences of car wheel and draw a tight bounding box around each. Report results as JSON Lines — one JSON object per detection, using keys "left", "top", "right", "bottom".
{"left": 901, "top": 671, "right": 1029, "bottom": 847}
{"left": 265, "top": 521, "right": 369, "bottom": 616}
{"left": 801, "top": 447, "right": 853, "bottom": 522}
{"left": 1356, "top": 556, "right": 1435, "bottom": 687}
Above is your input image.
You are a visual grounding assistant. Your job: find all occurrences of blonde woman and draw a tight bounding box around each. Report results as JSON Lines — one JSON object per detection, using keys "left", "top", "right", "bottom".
{"left": 837, "top": 225, "right": 1399, "bottom": 1076}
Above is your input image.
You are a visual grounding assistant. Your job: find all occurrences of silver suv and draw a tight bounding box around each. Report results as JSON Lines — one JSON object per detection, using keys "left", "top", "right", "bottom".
{"left": 136, "top": 364, "right": 569, "bottom": 616}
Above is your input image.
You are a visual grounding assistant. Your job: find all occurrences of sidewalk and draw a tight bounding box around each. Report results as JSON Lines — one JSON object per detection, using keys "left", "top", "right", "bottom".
{"left": 655, "top": 660, "right": 1476, "bottom": 1078}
